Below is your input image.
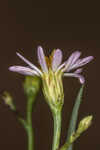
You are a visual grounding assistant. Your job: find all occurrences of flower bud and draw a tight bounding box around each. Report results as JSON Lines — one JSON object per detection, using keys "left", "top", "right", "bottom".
{"left": 24, "top": 76, "right": 41, "bottom": 100}
{"left": 2, "top": 91, "right": 16, "bottom": 111}
{"left": 77, "top": 115, "right": 93, "bottom": 134}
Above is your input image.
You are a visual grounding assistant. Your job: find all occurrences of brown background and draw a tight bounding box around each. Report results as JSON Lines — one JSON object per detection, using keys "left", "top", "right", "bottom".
{"left": 0, "top": 1, "right": 99, "bottom": 150}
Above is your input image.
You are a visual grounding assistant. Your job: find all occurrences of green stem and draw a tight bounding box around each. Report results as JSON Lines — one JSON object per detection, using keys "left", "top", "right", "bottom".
{"left": 52, "top": 109, "right": 62, "bottom": 150}
{"left": 59, "top": 133, "right": 80, "bottom": 150}
{"left": 18, "top": 117, "right": 28, "bottom": 131}
{"left": 27, "top": 97, "right": 34, "bottom": 150}
{"left": 59, "top": 141, "right": 71, "bottom": 150}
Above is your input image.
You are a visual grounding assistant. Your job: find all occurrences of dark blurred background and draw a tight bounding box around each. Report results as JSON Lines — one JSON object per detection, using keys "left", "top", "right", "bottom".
{"left": 0, "top": 0, "right": 99, "bottom": 150}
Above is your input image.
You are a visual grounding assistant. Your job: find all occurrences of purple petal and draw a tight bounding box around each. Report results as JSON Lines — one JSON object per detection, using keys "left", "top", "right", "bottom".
{"left": 52, "top": 49, "right": 63, "bottom": 71}
{"left": 75, "top": 74, "right": 85, "bottom": 84}
{"left": 64, "top": 51, "right": 81, "bottom": 71}
{"left": 37, "top": 46, "right": 48, "bottom": 73}
{"left": 9, "top": 66, "right": 39, "bottom": 76}
{"left": 16, "top": 52, "right": 42, "bottom": 75}
{"left": 74, "top": 68, "right": 83, "bottom": 74}
{"left": 69, "top": 51, "right": 81, "bottom": 66}
{"left": 63, "top": 73, "right": 85, "bottom": 84}
{"left": 70, "top": 56, "right": 94, "bottom": 70}
{"left": 57, "top": 62, "right": 66, "bottom": 71}
{"left": 78, "top": 56, "right": 94, "bottom": 66}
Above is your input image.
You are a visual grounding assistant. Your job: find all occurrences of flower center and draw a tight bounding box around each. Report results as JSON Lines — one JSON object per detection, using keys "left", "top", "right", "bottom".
{"left": 45, "top": 50, "right": 55, "bottom": 69}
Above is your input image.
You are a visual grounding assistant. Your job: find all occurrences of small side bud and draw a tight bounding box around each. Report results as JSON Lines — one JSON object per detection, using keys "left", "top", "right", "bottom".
{"left": 77, "top": 115, "right": 93, "bottom": 134}
{"left": 2, "top": 91, "right": 16, "bottom": 111}
{"left": 59, "top": 116, "right": 93, "bottom": 150}
{"left": 24, "top": 76, "right": 41, "bottom": 100}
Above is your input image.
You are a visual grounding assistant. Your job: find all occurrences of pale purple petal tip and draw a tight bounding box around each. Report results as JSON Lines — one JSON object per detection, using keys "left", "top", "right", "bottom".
{"left": 37, "top": 46, "right": 48, "bottom": 73}
{"left": 76, "top": 74, "right": 85, "bottom": 84}
{"left": 74, "top": 68, "right": 83, "bottom": 74}
{"left": 52, "top": 49, "right": 63, "bottom": 71}
{"left": 16, "top": 52, "right": 42, "bottom": 75}
{"left": 9, "top": 66, "right": 39, "bottom": 76}
{"left": 70, "top": 51, "right": 82, "bottom": 66}
{"left": 70, "top": 56, "right": 94, "bottom": 70}
{"left": 65, "top": 51, "right": 81, "bottom": 71}
{"left": 16, "top": 52, "right": 33, "bottom": 69}
{"left": 63, "top": 73, "right": 85, "bottom": 84}
{"left": 78, "top": 56, "right": 94, "bottom": 66}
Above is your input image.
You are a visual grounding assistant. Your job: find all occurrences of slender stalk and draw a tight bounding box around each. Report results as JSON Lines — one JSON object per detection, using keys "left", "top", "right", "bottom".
{"left": 59, "top": 141, "right": 71, "bottom": 150}
{"left": 27, "top": 97, "right": 34, "bottom": 150}
{"left": 52, "top": 109, "right": 62, "bottom": 150}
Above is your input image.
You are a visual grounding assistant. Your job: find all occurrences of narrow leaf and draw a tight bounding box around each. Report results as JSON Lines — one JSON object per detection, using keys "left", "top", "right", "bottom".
{"left": 66, "top": 85, "right": 84, "bottom": 150}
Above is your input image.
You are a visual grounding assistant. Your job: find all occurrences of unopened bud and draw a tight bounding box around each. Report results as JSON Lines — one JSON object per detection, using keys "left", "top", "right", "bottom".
{"left": 24, "top": 76, "right": 41, "bottom": 100}
{"left": 2, "top": 91, "right": 16, "bottom": 111}
{"left": 77, "top": 115, "right": 93, "bottom": 134}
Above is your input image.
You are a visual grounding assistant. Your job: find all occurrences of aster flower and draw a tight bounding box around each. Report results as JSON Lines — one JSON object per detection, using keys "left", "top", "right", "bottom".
{"left": 9, "top": 46, "right": 93, "bottom": 108}
{"left": 8, "top": 46, "right": 94, "bottom": 150}
{"left": 9, "top": 46, "right": 93, "bottom": 84}
{"left": 9, "top": 47, "right": 93, "bottom": 107}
